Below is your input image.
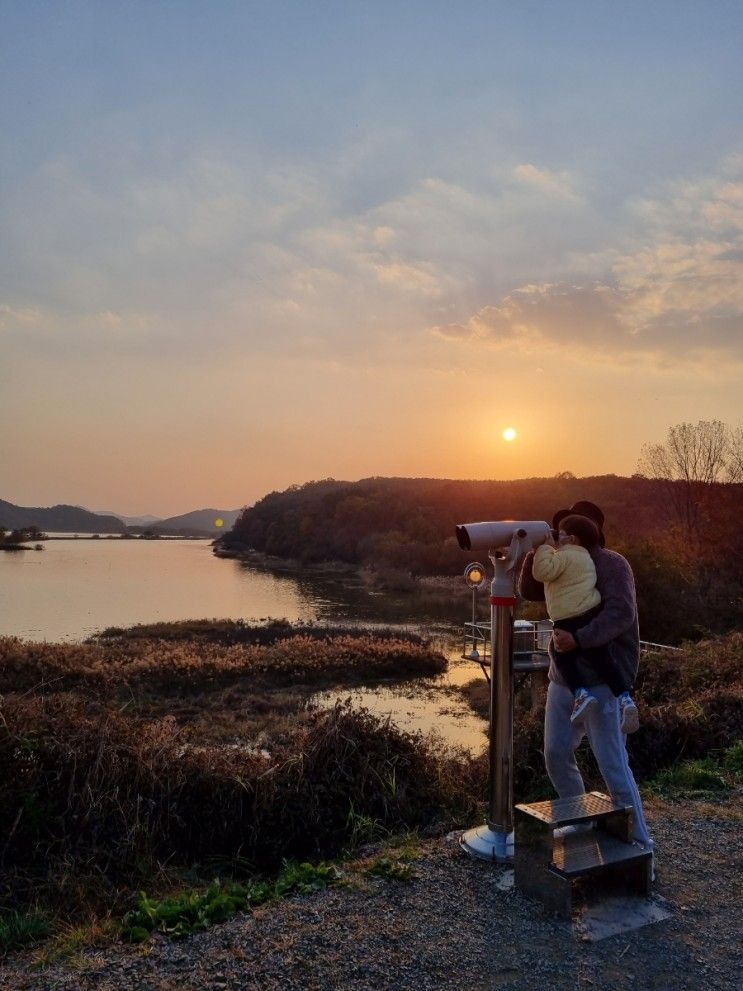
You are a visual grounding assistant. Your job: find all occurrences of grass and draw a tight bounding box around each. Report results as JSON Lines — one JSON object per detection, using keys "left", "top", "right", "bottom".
{"left": 364, "top": 857, "right": 417, "bottom": 882}
{"left": 643, "top": 740, "right": 742, "bottom": 799}
{"left": 0, "top": 910, "right": 51, "bottom": 957}
{"left": 32, "top": 919, "right": 116, "bottom": 969}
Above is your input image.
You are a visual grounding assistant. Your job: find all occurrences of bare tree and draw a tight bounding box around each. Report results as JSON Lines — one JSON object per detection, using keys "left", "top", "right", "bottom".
{"left": 637, "top": 420, "right": 737, "bottom": 537}
{"left": 727, "top": 427, "right": 743, "bottom": 483}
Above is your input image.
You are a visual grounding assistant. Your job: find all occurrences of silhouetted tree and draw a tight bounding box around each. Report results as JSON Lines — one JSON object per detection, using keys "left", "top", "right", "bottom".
{"left": 637, "top": 420, "right": 738, "bottom": 538}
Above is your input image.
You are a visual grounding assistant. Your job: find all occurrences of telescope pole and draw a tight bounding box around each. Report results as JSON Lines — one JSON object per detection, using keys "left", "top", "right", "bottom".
{"left": 489, "top": 577, "right": 516, "bottom": 852}
{"left": 459, "top": 551, "right": 516, "bottom": 861}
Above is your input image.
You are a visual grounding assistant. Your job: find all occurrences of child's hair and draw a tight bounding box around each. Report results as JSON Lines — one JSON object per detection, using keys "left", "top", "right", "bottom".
{"left": 560, "top": 514, "right": 600, "bottom": 550}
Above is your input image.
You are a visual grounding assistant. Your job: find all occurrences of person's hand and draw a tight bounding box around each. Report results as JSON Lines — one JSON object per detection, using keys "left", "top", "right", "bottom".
{"left": 552, "top": 629, "right": 577, "bottom": 653}
{"left": 534, "top": 532, "right": 556, "bottom": 548}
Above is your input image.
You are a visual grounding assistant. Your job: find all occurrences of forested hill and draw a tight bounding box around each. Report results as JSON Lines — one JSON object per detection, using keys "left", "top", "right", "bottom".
{"left": 219, "top": 473, "right": 741, "bottom": 574}
{"left": 220, "top": 474, "right": 743, "bottom": 641}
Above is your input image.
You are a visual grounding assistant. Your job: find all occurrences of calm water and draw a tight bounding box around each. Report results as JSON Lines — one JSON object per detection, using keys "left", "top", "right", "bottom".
{"left": 0, "top": 538, "right": 488, "bottom": 750}
{"left": 0, "top": 538, "right": 324, "bottom": 642}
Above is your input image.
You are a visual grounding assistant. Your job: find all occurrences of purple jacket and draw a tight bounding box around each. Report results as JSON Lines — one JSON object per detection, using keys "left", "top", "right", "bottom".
{"left": 519, "top": 546, "right": 640, "bottom": 689}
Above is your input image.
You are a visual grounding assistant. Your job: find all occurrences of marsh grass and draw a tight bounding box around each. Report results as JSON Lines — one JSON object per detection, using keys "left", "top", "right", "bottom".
{"left": 0, "top": 624, "right": 481, "bottom": 947}
{"left": 458, "top": 631, "right": 742, "bottom": 791}
{"left": 0, "top": 628, "right": 445, "bottom": 698}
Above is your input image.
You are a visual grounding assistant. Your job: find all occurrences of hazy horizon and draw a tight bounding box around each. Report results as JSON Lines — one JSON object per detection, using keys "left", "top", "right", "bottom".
{"left": 2, "top": 2, "right": 741, "bottom": 518}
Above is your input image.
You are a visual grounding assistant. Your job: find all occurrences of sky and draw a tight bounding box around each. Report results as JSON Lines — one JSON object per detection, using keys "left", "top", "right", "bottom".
{"left": 1, "top": 1, "right": 741, "bottom": 516}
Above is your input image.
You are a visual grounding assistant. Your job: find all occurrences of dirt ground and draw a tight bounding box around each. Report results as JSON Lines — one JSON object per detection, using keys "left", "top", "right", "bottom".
{"left": 3, "top": 792, "right": 741, "bottom": 991}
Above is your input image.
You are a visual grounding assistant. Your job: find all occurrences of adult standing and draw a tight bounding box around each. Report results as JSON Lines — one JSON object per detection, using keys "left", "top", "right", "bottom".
{"left": 518, "top": 500, "right": 653, "bottom": 854}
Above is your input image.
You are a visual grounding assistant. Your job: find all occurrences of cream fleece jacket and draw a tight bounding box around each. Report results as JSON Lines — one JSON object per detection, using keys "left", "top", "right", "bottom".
{"left": 532, "top": 543, "right": 601, "bottom": 621}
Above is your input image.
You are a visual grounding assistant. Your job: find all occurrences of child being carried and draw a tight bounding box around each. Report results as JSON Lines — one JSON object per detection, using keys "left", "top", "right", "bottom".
{"left": 532, "top": 514, "right": 639, "bottom": 733}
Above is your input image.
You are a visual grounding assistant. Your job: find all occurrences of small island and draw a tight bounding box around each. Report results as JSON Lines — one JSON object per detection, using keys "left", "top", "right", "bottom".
{"left": 0, "top": 526, "right": 46, "bottom": 551}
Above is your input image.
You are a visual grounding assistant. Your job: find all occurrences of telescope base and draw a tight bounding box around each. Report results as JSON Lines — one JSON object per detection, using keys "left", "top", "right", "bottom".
{"left": 459, "top": 824, "right": 514, "bottom": 862}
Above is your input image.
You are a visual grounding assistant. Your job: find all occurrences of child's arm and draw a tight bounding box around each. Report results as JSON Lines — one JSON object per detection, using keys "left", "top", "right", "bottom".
{"left": 532, "top": 544, "right": 567, "bottom": 583}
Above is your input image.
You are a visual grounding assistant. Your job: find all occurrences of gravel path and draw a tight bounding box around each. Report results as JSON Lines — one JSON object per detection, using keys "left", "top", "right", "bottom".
{"left": 3, "top": 795, "right": 741, "bottom": 991}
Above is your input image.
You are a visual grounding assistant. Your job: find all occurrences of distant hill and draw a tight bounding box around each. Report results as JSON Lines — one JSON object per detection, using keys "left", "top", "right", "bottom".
{"left": 0, "top": 499, "right": 125, "bottom": 533}
{"left": 142, "top": 508, "right": 241, "bottom": 535}
{"left": 94, "top": 511, "right": 162, "bottom": 526}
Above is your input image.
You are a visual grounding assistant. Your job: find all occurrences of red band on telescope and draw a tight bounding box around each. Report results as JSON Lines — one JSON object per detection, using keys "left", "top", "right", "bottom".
{"left": 490, "top": 596, "right": 517, "bottom": 606}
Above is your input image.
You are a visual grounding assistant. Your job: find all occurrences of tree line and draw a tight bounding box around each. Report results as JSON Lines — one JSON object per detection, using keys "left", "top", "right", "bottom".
{"left": 220, "top": 421, "right": 742, "bottom": 643}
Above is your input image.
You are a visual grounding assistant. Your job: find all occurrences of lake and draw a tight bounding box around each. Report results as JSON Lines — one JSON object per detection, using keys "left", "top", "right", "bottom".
{"left": 0, "top": 537, "right": 489, "bottom": 750}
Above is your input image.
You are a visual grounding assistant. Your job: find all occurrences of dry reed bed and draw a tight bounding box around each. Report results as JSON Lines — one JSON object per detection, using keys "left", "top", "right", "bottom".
{"left": 0, "top": 631, "right": 446, "bottom": 695}
{"left": 0, "top": 627, "right": 471, "bottom": 921}
{"left": 0, "top": 697, "right": 480, "bottom": 917}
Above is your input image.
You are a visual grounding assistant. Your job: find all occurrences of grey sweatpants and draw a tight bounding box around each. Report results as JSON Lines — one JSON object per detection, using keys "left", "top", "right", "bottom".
{"left": 544, "top": 680, "right": 653, "bottom": 847}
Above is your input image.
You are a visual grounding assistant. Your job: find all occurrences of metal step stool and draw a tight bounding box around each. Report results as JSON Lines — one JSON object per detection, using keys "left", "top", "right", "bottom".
{"left": 514, "top": 791, "right": 652, "bottom": 918}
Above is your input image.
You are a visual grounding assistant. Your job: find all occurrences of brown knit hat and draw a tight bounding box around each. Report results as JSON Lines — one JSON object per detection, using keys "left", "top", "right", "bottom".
{"left": 552, "top": 500, "right": 605, "bottom": 547}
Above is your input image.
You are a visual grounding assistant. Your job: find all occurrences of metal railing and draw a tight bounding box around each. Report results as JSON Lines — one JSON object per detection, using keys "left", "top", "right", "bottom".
{"left": 463, "top": 619, "right": 681, "bottom": 670}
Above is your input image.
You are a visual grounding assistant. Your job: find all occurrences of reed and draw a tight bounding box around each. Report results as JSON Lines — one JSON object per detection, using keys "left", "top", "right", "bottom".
{"left": 0, "top": 627, "right": 480, "bottom": 923}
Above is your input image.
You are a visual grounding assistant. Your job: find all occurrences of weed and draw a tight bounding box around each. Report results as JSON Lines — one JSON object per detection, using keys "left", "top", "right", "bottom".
{"left": 646, "top": 758, "right": 730, "bottom": 799}
{"left": 345, "top": 805, "right": 390, "bottom": 852}
{"left": 0, "top": 910, "right": 51, "bottom": 956}
{"left": 386, "top": 832, "right": 424, "bottom": 862}
{"left": 32, "top": 918, "right": 115, "bottom": 969}
{"left": 365, "top": 857, "right": 417, "bottom": 882}
{"left": 722, "top": 740, "right": 743, "bottom": 777}
{"left": 120, "top": 861, "right": 341, "bottom": 943}
{"left": 272, "top": 860, "right": 343, "bottom": 897}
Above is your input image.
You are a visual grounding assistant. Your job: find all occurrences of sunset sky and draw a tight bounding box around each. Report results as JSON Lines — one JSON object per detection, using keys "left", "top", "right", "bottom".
{"left": 2, "top": 1, "right": 741, "bottom": 517}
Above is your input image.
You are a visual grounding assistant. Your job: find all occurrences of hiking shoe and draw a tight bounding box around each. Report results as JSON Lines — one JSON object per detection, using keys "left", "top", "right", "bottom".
{"left": 570, "top": 688, "right": 598, "bottom": 725}
{"left": 619, "top": 692, "right": 640, "bottom": 734}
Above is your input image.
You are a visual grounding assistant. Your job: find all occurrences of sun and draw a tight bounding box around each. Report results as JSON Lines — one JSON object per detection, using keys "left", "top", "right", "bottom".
{"left": 502, "top": 428, "right": 517, "bottom": 442}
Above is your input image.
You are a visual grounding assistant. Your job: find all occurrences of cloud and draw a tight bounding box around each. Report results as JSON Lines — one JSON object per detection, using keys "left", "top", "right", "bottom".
{"left": 432, "top": 160, "right": 743, "bottom": 364}
{"left": 513, "top": 163, "right": 579, "bottom": 201}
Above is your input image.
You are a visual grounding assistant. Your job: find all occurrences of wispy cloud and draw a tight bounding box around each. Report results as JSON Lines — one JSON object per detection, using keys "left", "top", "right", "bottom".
{"left": 432, "top": 159, "right": 743, "bottom": 364}
{"left": 513, "top": 163, "right": 580, "bottom": 201}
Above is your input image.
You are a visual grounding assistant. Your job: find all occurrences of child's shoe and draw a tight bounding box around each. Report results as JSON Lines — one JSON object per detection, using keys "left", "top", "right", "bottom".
{"left": 570, "top": 688, "right": 598, "bottom": 725}
{"left": 619, "top": 692, "right": 640, "bottom": 734}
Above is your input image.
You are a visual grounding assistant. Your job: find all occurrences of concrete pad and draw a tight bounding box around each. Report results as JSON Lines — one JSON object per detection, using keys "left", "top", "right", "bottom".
{"left": 573, "top": 893, "right": 673, "bottom": 942}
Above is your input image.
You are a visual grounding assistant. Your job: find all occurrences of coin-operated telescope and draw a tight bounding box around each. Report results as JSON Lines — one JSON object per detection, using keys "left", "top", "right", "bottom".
{"left": 455, "top": 520, "right": 552, "bottom": 861}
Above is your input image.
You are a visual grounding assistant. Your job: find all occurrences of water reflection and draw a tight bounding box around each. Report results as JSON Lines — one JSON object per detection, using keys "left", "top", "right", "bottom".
{"left": 314, "top": 654, "right": 488, "bottom": 754}
{"left": 0, "top": 539, "right": 488, "bottom": 751}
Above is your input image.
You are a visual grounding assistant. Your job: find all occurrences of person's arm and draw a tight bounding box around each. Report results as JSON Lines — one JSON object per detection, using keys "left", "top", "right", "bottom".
{"left": 531, "top": 544, "right": 567, "bottom": 583}
{"left": 518, "top": 549, "right": 546, "bottom": 602}
{"left": 573, "top": 552, "right": 636, "bottom": 649}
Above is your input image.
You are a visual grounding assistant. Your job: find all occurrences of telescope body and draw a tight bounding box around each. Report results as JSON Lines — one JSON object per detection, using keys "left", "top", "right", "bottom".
{"left": 455, "top": 520, "right": 551, "bottom": 552}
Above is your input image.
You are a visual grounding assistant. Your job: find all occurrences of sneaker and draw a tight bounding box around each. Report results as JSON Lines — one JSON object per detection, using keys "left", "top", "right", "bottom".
{"left": 570, "top": 688, "right": 598, "bottom": 725}
{"left": 553, "top": 822, "right": 594, "bottom": 840}
{"left": 619, "top": 692, "right": 640, "bottom": 734}
{"left": 633, "top": 842, "right": 656, "bottom": 882}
